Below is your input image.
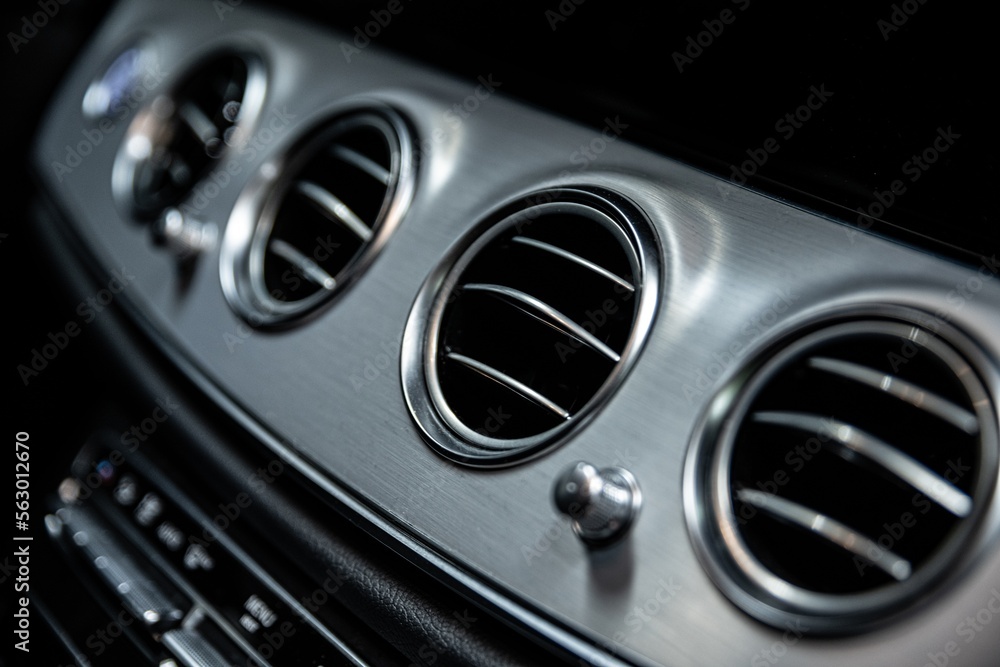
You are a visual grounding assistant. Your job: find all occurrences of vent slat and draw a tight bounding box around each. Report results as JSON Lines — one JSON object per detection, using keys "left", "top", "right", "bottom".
{"left": 331, "top": 144, "right": 390, "bottom": 185}
{"left": 269, "top": 239, "right": 336, "bottom": 290}
{"left": 463, "top": 283, "right": 621, "bottom": 362}
{"left": 754, "top": 411, "right": 973, "bottom": 517}
{"left": 511, "top": 236, "right": 635, "bottom": 292}
{"left": 224, "top": 111, "right": 409, "bottom": 322}
{"left": 239, "top": 113, "right": 405, "bottom": 316}
{"left": 408, "top": 192, "right": 653, "bottom": 457}
{"left": 698, "top": 319, "right": 993, "bottom": 623}
{"left": 295, "top": 181, "right": 374, "bottom": 243}
{"left": 808, "top": 357, "right": 980, "bottom": 435}
{"left": 445, "top": 353, "right": 571, "bottom": 419}
{"left": 737, "top": 489, "right": 912, "bottom": 581}
{"left": 120, "top": 53, "right": 251, "bottom": 217}
{"left": 178, "top": 101, "right": 219, "bottom": 146}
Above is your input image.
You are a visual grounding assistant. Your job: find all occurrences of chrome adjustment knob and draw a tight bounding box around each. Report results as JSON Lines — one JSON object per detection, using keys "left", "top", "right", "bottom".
{"left": 153, "top": 208, "right": 217, "bottom": 259}
{"left": 553, "top": 461, "right": 641, "bottom": 546}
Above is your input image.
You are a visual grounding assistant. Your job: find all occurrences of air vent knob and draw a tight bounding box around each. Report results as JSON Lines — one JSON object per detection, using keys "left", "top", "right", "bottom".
{"left": 154, "top": 208, "right": 217, "bottom": 259}
{"left": 553, "top": 461, "right": 641, "bottom": 546}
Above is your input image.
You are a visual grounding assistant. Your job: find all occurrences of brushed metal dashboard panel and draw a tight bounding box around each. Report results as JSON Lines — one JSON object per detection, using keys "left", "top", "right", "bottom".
{"left": 33, "top": 1, "right": 1000, "bottom": 665}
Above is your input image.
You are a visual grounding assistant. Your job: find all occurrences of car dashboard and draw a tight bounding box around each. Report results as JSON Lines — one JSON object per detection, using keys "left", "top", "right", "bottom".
{"left": 10, "top": 1, "right": 1000, "bottom": 666}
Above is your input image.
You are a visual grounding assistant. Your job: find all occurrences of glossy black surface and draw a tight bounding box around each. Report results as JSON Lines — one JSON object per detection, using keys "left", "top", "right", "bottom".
{"left": 270, "top": 0, "right": 996, "bottom": 262}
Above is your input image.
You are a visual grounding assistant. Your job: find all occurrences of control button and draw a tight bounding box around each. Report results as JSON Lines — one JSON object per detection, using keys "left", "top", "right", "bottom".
{"left": 553, "top": 461, "right": 642, "bottom": 546}
{"left": 57, "top": 507, "right": 186, "bottom": 627}
{"left": 238, "top": 614, "right": 260, "bottom": 634}
{"left": 134, "top": 492, "right": 163, "bottom": 526}
{"left": 183, "top": 544, "right": 214, "bottom": 571}
{"left": 113, "top": 475, "right": 139, "bottom": 506}
{"left": 243, "top": 594, "right": 277, "bottom": 628}
{"left": 156, "top": 521, "right": 185, "bottom": 551}
{"left": 154, "top": 208, "right": 218, "bottom": 260}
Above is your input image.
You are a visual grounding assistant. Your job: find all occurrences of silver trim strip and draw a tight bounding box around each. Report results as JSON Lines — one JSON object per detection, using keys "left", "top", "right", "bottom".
{"left": 446, "top": 352, "right": 571, "bottom": 419}
{"left": 269, "top": 239, "right": 336, "bottom": 290}
{"left": 295, "top": 180, "right": 373, "bottom": 243}
{"left": 809, "top": 356, "right": 980, "bottom": 435}
{"left": 331, "top": 144, "right": 390, "bottom": 185}
{"left": 162, "top": 628, "right": 232, "bottom": 667}
{"left": 736, "top": 489, "right": 913, "bottom": 581}
{"left": 754, "top": 411, "right": 973, "bottom": 517}
{"left": 511, "top": 236, "right": 635, "bottom": 292}
{"left": 59, "top": 506, "right": 184, "bottom": 626}
{"left": 463, "top": 283, "right": 621, "bottom": 362}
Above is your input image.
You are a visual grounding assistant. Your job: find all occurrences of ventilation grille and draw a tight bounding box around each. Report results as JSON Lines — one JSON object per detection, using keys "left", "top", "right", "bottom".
{"left": 223, "top": 110, "right": 411, "bottom": 324}
{"left": 690, "top": 318, "right": 997, "bottom": 629}
{"left": 403, "top": 189, "right": 659, "bottom": 465}
{"left": 117, "top": 53, "right": 261, "bottom": 218}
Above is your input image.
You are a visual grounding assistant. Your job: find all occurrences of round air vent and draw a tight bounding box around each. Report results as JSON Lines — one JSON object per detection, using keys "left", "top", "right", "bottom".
{"left": 401, "top": 188, "right": 659, "bottom": 466}
{"left": 221, "top": 109, "right": 413, "bottom": 324}
{"left": 114, "top": 51, "right": 265, "bottom": 218}
{"left": 685, "top": 315, "right": 998, "bottom": 631}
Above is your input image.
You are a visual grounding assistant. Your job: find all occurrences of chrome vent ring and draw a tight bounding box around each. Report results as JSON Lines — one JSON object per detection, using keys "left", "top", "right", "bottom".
{"left": 685, "top": 314, "right": 998, "bottom": 631}
{"left": 221, "top": 108, "right": 413, "bottom": 325}
{"left": 114, "top": 51, "right": 265, "bottom": 219}
{"left": 402, "top": 188, "right": 660, "bottom": 466}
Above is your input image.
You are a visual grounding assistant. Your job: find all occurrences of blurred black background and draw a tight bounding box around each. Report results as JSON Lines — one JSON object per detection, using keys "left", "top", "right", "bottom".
{"left": 4, "top": 0, "right": 997, "bottom": 420}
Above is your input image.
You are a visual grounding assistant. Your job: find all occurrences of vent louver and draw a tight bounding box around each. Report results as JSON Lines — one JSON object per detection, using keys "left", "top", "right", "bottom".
{"left": 114, "top": 52, "right": 264, "bottom": 218}
{"left": 686, "top": 317, "right": 998, "bottom": 630}
{"left": 402, "top": 188, "right": 659, "bottom": 466}
{"left": 222, "top": 110, "right": 412, "bottom": 324}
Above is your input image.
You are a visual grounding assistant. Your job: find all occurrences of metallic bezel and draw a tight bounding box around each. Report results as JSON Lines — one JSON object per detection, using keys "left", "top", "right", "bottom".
{"left": 219, "top": 107, "right": 414, "bottom": 326}
{"left": 401, "top": 187, "right": 661, "bottom": 467}
{"left": 683, "top": 306, "right": 999, "bottom": 633}
{"left": 111, "top": 47, "right": 267, "bottom": 220}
